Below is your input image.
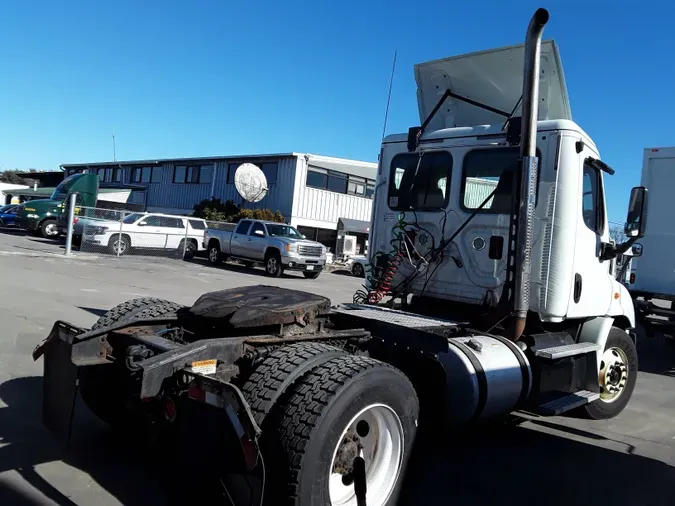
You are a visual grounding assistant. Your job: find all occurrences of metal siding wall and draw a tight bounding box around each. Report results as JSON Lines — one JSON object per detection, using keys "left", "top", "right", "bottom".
{"left": 212, "top": 157, "right": 296, "bottom": 219}
{"left": 292, "top": 155, "right": 374, "bottom": 228}
{"left": 145, "top": 163, "right": 211, "bottom": 212}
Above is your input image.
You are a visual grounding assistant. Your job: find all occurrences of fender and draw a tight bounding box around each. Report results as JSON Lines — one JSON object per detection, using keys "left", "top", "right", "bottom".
{"left": 577, "top": 316, "right": 613, "bottom": 370}
{"left": 608, "top": 279, "right": 636, "bottom": 329}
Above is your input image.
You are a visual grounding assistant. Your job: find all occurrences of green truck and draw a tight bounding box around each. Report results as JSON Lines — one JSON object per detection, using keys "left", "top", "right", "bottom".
{"left": 16, "top": 173, "right": 99, "bottom": 239}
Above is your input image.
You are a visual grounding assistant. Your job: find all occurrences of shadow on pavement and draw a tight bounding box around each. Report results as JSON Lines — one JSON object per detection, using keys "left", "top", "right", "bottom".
{"left": 0, "top": 376, "right": 167, "bottom": 506}
{"left": 189, "top": 256, "right": 307, "bottom": 279}
{"left": 77, "top": 307, "right": 109, "bottom": 319}
{"left": 2, "top": 376, "right": 673, "bottom": 506}
{"left": 399, "top": 420, "right": 674, "bottom": 506}
{"left": 637, "top": 334, "right": 675, "bottom": 377}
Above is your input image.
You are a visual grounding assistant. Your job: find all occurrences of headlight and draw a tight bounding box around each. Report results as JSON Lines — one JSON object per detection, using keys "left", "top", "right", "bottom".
{"left": 285, "top": 243, "right": 297, "bottom": 253}
{"left": 93, "top": 226, "right": 109, "bottom": 235}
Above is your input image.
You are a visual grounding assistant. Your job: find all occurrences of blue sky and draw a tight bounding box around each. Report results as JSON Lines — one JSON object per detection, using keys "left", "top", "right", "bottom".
{"left": 0, "top": 0, "right": 673, "bottom": 221}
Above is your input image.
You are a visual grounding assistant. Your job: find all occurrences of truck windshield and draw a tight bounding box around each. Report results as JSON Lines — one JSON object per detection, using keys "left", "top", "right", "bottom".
{"left": 50, "top": 174, "right": 83, "bottom": 201}
{"left": 123, "top": 213, "right": 146, "bottom": 224}
{"left": 266, "top": 224, "right": 302, "bottom": 238}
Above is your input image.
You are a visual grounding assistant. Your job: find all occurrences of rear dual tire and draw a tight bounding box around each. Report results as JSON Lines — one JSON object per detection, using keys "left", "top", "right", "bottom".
{"left": 243, "top": 344, "right": 419, "bottom": 506}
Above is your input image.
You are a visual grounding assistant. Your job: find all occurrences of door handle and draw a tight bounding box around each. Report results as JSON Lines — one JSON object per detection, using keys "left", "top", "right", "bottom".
{"left": 248, "top": 238, "right": 252, "bottom": 242}
{"left": 574, "top": 273, "right": 582, "bottom": 303}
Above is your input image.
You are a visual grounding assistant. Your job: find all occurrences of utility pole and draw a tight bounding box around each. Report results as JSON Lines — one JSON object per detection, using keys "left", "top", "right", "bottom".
{"left": 112, "top": 130, "right": 117, "bottom": 162}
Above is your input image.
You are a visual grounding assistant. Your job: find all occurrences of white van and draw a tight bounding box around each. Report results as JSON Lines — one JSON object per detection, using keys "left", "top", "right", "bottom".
{"left": 82, "top": 212, "right": 207, "bottom": 258}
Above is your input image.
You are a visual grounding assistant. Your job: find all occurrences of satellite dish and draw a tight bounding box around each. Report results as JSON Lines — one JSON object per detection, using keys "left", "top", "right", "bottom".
{"left": 234, "top": 163, "right": 268, "bottom": 203}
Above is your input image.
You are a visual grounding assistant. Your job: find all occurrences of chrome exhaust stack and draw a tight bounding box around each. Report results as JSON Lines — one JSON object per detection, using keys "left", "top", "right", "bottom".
{"left": 511, "top": 8, "right": 549, "bottom": 340}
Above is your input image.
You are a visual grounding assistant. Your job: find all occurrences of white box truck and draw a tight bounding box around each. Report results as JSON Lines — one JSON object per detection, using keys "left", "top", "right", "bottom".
{"left": 630, "top": 147, "right": 675, "bottom": 336}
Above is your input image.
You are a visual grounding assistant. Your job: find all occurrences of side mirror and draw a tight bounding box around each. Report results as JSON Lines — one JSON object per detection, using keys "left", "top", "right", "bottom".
{"left": 301, "top": 234, "right": 307, "bottom": 239}
{"left": 631, "top": 242, "right": 643, "bottom": 257}
{"left": 254, "top": 229, "right": 265, "bottom": 236}
{"left": 625, "top": 186, "right": 647, "bottom": 239}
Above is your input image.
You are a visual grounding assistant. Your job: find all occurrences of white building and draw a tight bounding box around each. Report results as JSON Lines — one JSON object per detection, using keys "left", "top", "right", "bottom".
{"left": 61, "top": 153, "right": 377, "bottom": 254}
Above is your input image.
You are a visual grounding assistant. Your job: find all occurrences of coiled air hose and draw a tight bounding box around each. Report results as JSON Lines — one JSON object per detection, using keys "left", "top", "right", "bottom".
{"left": 353, "top": 213, "right": 409, "bottom": 305}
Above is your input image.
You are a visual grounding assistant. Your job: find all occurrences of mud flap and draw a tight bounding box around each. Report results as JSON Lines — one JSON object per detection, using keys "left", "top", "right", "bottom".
{"left": 33, "top": 321, "right": 82, "bottom": 440}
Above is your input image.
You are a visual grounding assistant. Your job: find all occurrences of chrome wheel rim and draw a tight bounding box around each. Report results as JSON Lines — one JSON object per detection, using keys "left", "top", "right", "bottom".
{"left": 328, "top": 404, "right": 404, "bottom": 506}
{"left": 113, "top": 239, "right": 127, "bottom": 254}
{"left": 598, "top": 346, "right": 629, "bottom": 403}
{"left": 45, "top": 223, "right": 58, "bottom": 236}
{"left": 267, "top": 257, "right": 278, "bottom": 274}
{"left": 209, "top": 247, "right": 219, "bottom": 262}
{"left": 353, "top": 264, "right": 364, "bottom": 277}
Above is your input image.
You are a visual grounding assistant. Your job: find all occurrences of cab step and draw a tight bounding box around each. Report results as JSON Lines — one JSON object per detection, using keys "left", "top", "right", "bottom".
{"left": 535, "top": 341, "right": 599, "bottom": 360}
{"left": 536, "top": 390, "right": 600, "bottom": 416}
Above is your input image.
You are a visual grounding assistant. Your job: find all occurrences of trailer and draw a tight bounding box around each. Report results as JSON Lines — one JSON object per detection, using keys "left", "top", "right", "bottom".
{"left": 628, "top": 147, "right": 675, "bottom": 337}
{"left": 33, "top": 8, "right": 648, "bottom": 506}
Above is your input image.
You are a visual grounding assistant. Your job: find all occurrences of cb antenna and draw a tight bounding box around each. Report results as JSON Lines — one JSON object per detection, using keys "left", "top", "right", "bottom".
{"left": 381, "top": 49, "right": 397, "bottom": 140}
{"left": 112, "top": 129, "right": 117, "bottom": 162}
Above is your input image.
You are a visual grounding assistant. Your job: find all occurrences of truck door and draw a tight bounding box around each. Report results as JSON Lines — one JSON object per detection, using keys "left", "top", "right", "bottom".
{"left": 134, "top": 215, "right": 167, "bottom": 248}
{"left": 162, "top": 217, "right": 186, "bottom": 249}
{"left": 248, "top": 222, "right": 267, "bottom": 260}
{"left": 231, "top": 220, "right": 253, "bottom": 257}
{"left": 566, "top": 155, "right": 612, "bottom": 318}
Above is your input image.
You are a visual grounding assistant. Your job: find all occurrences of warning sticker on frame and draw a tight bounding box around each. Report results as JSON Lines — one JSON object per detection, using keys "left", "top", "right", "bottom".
{"left": 191, "top": 359, "right": 217, "bottom": 375}
{"left": 384, "top": 212, "right": 397, "bottom": 222}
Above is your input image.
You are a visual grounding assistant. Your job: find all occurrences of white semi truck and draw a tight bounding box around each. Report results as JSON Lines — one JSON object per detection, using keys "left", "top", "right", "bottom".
{"left": 629, "top": 147, "right": 675, "bottom": 336}
{"left": 33, "top": 8, "right": 647, "bottom": 506}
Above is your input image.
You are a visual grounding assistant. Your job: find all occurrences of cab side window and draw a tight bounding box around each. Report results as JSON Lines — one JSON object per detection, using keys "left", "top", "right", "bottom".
{"left": 582, "top": 164, "right": 604, "bottom": 235}
{"left": 235, "top": 220, "right": 252, "bottom": 235}
{"left": 250, "top": 222, "right": 266, "bottom": 236}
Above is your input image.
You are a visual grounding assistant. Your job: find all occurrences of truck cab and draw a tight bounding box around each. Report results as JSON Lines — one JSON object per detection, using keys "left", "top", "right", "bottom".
{"left": 367, "top": 41, "right": 645, "bottom": 346}
{"left": 16, "top": 173, "right": 98, "bottom": 239}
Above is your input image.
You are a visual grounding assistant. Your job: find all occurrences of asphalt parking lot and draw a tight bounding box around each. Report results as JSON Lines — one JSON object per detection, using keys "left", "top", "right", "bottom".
{"left": 0, "top": 231, "right": 674, "bottom": 505}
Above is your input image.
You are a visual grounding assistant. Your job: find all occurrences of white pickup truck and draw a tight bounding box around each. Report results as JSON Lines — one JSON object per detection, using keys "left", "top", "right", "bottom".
{"left": 82, "top": 212, "right": 207, "bottom": 258}
{"left": 204, "top": 219, "right": 327, "bottom": 278}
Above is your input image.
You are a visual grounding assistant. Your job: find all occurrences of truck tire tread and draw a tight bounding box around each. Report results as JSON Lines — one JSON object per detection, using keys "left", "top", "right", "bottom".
{"left": 91, "top": 297, "right": 180, "bottom": 330}
{"left": 273, "top": 355, "right": 418, "bottom": 505}
{"left": 241, "top": 343, "right": 345, "bottom": 426}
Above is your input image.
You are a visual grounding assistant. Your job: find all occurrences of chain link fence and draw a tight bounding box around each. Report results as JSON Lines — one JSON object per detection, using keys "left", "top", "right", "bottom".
{"left": 73, "top": 206, "right": 211, "bottom": 260}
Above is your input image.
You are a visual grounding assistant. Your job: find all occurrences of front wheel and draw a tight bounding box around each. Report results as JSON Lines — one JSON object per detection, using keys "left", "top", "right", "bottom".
{"left": 265, "top": 251, "right": 283, "bottom": 277}
{"left": 303, "top": 270, "right": 321, "bottom": 279}
{"left": 352, "top": 262, "right": 365, "bottom": 278}
{"left": 578, "top": 327, "right": 638, "bottom": 420}
{"left": 268, "top": 355, "right": 419, "bottom": 506}
{"left": 40, "top": 219, "right": 59, "bottom": 239}
{"left": 108, "top": 235, "right": 131, "bottom": 256}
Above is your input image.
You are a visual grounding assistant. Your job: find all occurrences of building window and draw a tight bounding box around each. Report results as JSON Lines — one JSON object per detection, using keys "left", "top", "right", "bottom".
{"left": 131, "top": 166, "right": 161, "bottom": 183}
{"left": 306, "top": 168, "right": 327, "bottom": 189}
{"left": 173, "top": 164, "right": 213, "bottom": 184}
{"left": 327, "top": 171, "right": 348, "bottom": 193}
{"left": 347, "top": 175, "right": 367, "bottom": 197}
{"left": 261, "top": 162, "right": 278, "bottom": 186}
{"left": 305, "top": 166, "right": 375, "bottom": 199}
{"left": 95, "top": 167, "right": 124, "bottom": 183}
{"left": 152, "top": 167, "right": 163, "bottom": 183}
{"left": 227, "top": 162, "right": 277, "bottom": 186}
{"left": 199, "top": 164, "right": 213, "bottom": 184}
{"left": 227, "top": 163, "right": 240, "bottom": 184}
